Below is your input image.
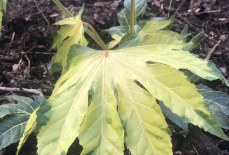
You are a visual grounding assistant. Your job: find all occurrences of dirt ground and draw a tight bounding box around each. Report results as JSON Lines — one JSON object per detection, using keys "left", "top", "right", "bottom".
{"left": 0, "top": 0, "right": 229, "bottom": 154}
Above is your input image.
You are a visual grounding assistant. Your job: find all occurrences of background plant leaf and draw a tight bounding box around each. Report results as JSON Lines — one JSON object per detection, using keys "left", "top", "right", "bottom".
{"left": 139, "top": 17, "right": 172, "bottom": 35}
{"left": 0, "top": 95, "right": 45, "bottom": 151}
{"left": 124, "top": 0, "right": 147, "bottom": 18}
{"left": 197, "top": 84, "right": 229, "bottom": 129}
{"left": 159, "top": 103, "right": 189, "bottom": 132}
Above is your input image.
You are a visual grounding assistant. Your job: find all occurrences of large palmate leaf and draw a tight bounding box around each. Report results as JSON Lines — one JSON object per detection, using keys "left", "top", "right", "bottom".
{"left": 35, "top": 42, "right": 228, "bottom": 155}
{"left": 0, "top": 95, "right": 45, "bottom": 151}
{"left": 51, "top": 12, "right": 87, "bottom": 73}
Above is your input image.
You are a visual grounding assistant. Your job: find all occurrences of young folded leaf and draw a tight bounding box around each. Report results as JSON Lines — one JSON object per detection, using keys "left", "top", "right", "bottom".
{"left": 0, "top": 95, "right": 44, "bottom": 151}
{"left": 51, "top": 12, "right": 87, "bottom": 73}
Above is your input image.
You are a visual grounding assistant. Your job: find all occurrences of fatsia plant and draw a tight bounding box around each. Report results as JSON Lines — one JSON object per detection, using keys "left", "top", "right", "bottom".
{"left": 15, "top": 0, "right": 229, "bottom": 155}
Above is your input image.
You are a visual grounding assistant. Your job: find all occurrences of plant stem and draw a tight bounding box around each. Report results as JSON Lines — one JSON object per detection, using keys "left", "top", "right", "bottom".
{"left": 84, "top": 22, "right": 108, "bottom": 50}
{"left": 130, "top": 0, "right": 136, "bottom": 33}
{"left": 52, "top": 0, "right": 73, "bottom": 17}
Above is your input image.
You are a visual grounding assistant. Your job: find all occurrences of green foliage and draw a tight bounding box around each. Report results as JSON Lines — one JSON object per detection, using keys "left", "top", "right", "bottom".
{"left": 198, "top": 84, "right": 229, "bottom": 129}
{"left": 124, "top": 0, "right": 147, "bottom": 18}
{"left": 0, "top": 95, "right": 45, "bottom": 150}
{"left": 33, "top": 15, "right": 228, "bottom": 154}
{"left": 35, "top": 37, "right": 228, "bottom": 154}
{"left": 50, "top": 11, "right": 87, "bottom": 73}
{"left": 160, "top": 84, "right": 229, "bottom": 132}
{"left": 106, "top": 0, "right": 146, "bottom": 36}
{"left": 0, "top": 0, "right": 7, "bottom": 34}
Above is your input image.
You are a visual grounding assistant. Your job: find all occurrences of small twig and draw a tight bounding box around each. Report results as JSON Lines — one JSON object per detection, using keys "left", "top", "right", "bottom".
{"left": 174, "top": 0, "right": 186, "bottom": 16}
{"left": 24, "top": 46, "right": 37, "bottom": 54}
{"left": 0, "top": 86, "right": 43, "bottom": 96}
{"left": 26, "top": 52, "right": 55, "bottom": 55}
{"left": 181, "top": 9, "right": 222, "bottom": 15}
{"left": 33, "top": 0, "right": 53, "bottom": 33}
{"left": 177, "top": 13, "right": 223, "bottom": 32}
{"left": 168, "top": 0, "right": 173, "bottom": 17}
{"left": 192, "top": 145, "right": 199, "bottom": 155}
{"left": 10, "top": 32, "right": 15, "bottom": 46}
{"left": 24, "top": 55, "right": 31, "bottom": 78}
{"left": 205, "top": 40, "right": 221, "bottom": 60}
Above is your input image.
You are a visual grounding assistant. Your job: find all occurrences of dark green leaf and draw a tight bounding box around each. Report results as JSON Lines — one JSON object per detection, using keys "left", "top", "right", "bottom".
{"left": 0, "top": 95, "right": 45, "bottom": 150}
{"left": 159, "top": 103, "right": 189, "bottom": 132}
{"left": 198, "top": 85, "right": 229, "bottom": 129}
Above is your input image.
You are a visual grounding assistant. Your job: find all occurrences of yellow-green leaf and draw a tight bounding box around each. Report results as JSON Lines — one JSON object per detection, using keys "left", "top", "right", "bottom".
{"left": 51, "top": 15, "right": 88, "bottom": 73}
{"left": 139, "top": 18, "right": 172, "bottom": 35}
{"left": 37, "top": 51, "right": 100, "bottom": 155}
{"left": 16, "top": 110, "right": 37, "bottom": 155}
{"left": 118, "top": 45, "right": 229, "bottom": 86}
{"left": 79, "top": 62, "right": 124, "bottom": 155}
{"left": 37, "top": 44, "right": 228, "bottom": 155}
{"left": 108, "top": 34, "right": 123, "bottom": 49}
{"left": 117, "top": 80, "right": 172, "bottom": 155}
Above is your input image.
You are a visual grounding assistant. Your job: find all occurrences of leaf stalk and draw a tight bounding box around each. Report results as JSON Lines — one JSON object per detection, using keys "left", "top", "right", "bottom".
{"left": 130, "top": 0, "right": 136, "bottom": 33}
{"left": 83, "top": 22, "right": 108, "bottom": 50}
{"left": 52, "top": 0, "right": 73, "bottom": 17}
